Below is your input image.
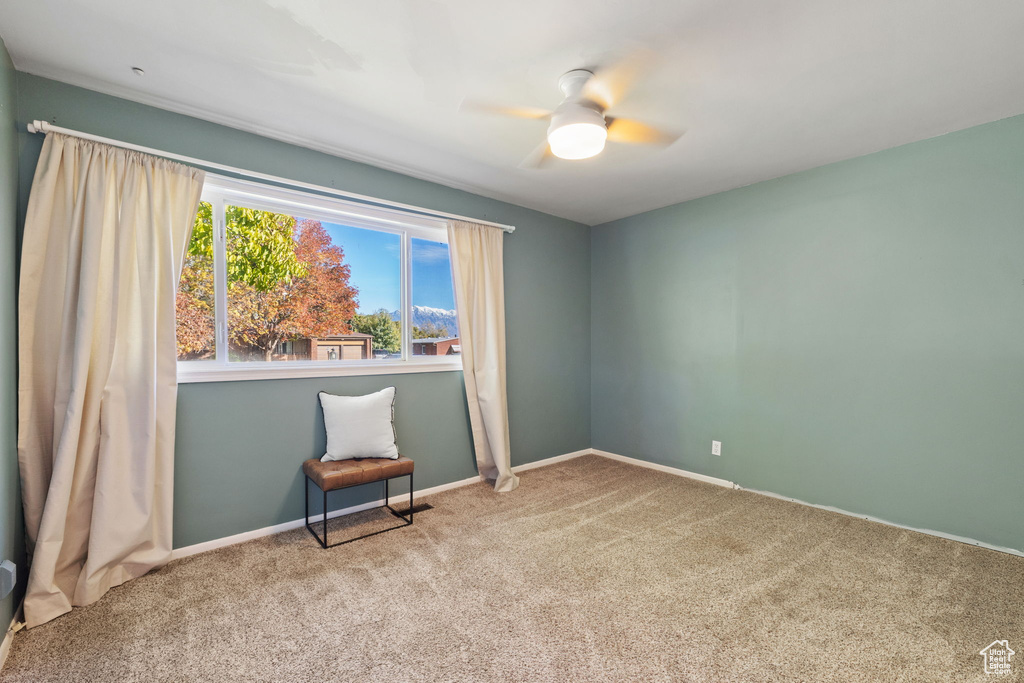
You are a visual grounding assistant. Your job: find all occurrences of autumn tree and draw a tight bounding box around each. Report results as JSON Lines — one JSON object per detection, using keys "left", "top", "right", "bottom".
{"left": 351, "top": 309, "right": 401, "bottom": 354}
{"left": 176, "top": 201, "right": 216, "bottom": 359}
{"left": 175, "top": 205, "right": 360, "bottom": 361}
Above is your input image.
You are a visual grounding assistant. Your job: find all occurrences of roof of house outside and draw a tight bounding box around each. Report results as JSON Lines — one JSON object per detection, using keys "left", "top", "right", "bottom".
{"left": 314, "top": 333, "right": 374, "bottom": 339}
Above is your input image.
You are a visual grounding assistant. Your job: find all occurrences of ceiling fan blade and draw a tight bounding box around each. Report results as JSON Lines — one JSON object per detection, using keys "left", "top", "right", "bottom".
{"left": 582, "top": 48, "right": 656, "bottom": 110}
{"left": 459, "top": 99, "right": 552, "bottom": 120}
{"left": 519, "top": 142, "right": 555, "bottom": 170}
{"left": 606, "top": 117, "right": 681, "bottom": 147}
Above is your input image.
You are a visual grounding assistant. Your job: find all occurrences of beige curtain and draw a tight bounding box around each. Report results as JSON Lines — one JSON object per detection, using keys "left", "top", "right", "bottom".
{"left": 18, "top": 133, "right": 204, "bottom": 628}
{"left": 448, "top": 220, "right": 519, "bottom": 493}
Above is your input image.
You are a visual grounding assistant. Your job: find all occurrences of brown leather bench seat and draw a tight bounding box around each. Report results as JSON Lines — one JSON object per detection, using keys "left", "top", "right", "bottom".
{"left": 303, "top": 456, "right": 414, "bottom": 492}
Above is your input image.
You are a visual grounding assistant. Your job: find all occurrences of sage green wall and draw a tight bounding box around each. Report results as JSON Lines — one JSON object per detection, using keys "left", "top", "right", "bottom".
{"left": 15, "top": 74, "right": 591, "bottom": 549}
{"left": 592, "top": 114, "right": 1024, "bottom": 552}
{"left": 0, "top": 40, "right": 23, "bottom": 630}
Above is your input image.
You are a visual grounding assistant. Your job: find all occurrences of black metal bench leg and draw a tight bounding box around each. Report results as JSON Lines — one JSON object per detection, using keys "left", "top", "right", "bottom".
{"left": 304, "top": 476, "right": 327, "bottom": 549}
{"left": 383, "top": 473, "right": 414, "bottom": 526}
{"left": 307, "top": 471, "right": 414, "bottom": 548}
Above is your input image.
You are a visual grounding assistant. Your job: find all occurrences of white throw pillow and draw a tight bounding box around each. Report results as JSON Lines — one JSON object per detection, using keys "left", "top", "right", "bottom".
{"left": 319, "top": 387, "right": 399, "bottom": 461}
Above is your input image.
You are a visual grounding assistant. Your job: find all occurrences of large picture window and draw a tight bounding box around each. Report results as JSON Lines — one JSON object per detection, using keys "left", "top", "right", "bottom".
{"left": 176, "top": 176, "right": 460, "bottom": 381}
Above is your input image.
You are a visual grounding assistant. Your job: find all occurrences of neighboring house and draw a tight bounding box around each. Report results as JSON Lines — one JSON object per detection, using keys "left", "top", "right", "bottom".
{"left": 412, "top": 337, "right": 460, "bottom": 356}
{"left": 275, "top": 333, "right": 374, "bottom": 361}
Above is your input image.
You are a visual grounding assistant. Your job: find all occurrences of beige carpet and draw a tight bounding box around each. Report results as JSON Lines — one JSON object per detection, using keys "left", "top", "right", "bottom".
{"left": 3, "top": 455, "right": 1022, "bottom": 682}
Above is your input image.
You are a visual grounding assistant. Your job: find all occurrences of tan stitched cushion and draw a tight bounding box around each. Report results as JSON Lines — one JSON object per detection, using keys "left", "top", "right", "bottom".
{"left": 303, "top": 456, "right": 413, "bottom": 491}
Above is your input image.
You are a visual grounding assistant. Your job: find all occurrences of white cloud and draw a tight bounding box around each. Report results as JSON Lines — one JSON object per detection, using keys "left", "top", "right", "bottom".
{"left": 413, "top": 242, "right": 450, "bottom": 264}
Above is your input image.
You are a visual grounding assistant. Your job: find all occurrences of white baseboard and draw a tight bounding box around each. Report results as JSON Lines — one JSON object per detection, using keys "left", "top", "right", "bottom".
{"left": 0, "top": 601, "right": 24, "bottom": 673}
{"left": 512, "top": 449, "right": 591, "bottom": 473}
{"left": 739, "top": 486, "right": 1024, "bottom": 558}
{"left": 169, "top": 498, "right": 388, "bottom": 561}
{"left": 590, "top": 449, "right": 736, "bottom": 489}
{"left": 589, "top": 447, "right": 1024, "bottom": 559}
{"left": 170, "top": 449, "right": 592, "bottom": 561}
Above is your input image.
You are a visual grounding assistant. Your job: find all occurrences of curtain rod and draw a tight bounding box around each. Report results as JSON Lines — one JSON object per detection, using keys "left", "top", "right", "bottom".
{"left": 25, "top": 119, "right": 516, "bottom": 234}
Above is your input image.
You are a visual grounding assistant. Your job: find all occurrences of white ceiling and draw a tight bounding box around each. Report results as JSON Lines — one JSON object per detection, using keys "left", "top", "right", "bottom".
{"left": 3, "top": 0, "right": 1024, "bottom": 225}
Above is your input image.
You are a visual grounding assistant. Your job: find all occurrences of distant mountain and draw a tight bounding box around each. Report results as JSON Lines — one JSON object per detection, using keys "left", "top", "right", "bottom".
{"left": 391, "top": 305, "right": 459, "bottom": 337}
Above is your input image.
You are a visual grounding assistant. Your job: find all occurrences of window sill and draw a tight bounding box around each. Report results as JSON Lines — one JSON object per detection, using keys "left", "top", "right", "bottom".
{"left": 177, "top": 359, "right": 463, "bottom": 384}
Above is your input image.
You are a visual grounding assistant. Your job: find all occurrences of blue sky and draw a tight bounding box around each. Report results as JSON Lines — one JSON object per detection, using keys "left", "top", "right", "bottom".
{"left": 411, "top": 237, "right": 456, "bottom": 311}
{"left": 321, "top": 222, "right": 455, "bottom": 314}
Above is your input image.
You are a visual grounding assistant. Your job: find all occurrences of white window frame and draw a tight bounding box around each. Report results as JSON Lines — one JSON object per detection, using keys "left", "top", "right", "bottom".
{"left": 177, "top": 175, "right": 461, "bottom": 383}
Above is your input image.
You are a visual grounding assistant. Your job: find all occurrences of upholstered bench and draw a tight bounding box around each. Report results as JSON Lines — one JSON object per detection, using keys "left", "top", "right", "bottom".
{"left": 302, "top": 456, "right": 414, "bottom": 548}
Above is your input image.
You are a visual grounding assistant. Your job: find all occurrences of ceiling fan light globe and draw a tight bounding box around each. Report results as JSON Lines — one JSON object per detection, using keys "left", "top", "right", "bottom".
{"left": 548, "top": 122, "right": 608, "bottom": 160}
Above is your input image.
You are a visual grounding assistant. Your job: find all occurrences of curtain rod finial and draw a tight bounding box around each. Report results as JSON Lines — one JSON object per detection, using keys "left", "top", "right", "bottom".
{"left": 27, "top": 120, "right": 49, "bottom": 134}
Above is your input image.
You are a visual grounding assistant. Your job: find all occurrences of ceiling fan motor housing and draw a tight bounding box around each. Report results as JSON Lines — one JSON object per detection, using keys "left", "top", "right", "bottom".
{"left": 558, "top": 69, "right": 596, "bottom": 98}
{"left": 550, "top": 68, "right": 607, "bottom": 136}
{"left": 548, "top": 100, "right": 606, "bottom": 136}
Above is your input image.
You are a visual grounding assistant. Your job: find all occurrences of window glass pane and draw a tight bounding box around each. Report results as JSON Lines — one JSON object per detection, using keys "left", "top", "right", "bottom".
{"left": 223, "top": 203, "right": 401, "bottom": 362}
{"left": 336, "top": 222, "right": 402, "bottom": 360}
{"left": 410, "top": 237, "right": 459, "bottom": 358}
{"left": 176, "top": 201, "right": 216, "bottom": 361}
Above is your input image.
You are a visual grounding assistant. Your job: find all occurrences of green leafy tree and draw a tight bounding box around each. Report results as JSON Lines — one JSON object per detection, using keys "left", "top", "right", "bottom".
{"left": 351, "top": 309, "right": 401, "bottom": 354}
{"left": 412, "top": 322, "right": 450, "bottom": 339}
{"left": 225, "top": 205, "right": 308, "bottom": 290}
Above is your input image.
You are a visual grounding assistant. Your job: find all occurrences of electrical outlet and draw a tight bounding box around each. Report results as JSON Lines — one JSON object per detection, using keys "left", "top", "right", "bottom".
{"left": 712, "top": 440, "right": 722, "bottom": 456}
{"left": 0, "top": 560, "right": 15, "bottom": 599}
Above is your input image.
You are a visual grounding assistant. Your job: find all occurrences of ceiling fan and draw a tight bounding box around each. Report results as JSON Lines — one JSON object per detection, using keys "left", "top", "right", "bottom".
{"left": 462, "top": 60, "right": 681, "bottom": 168}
